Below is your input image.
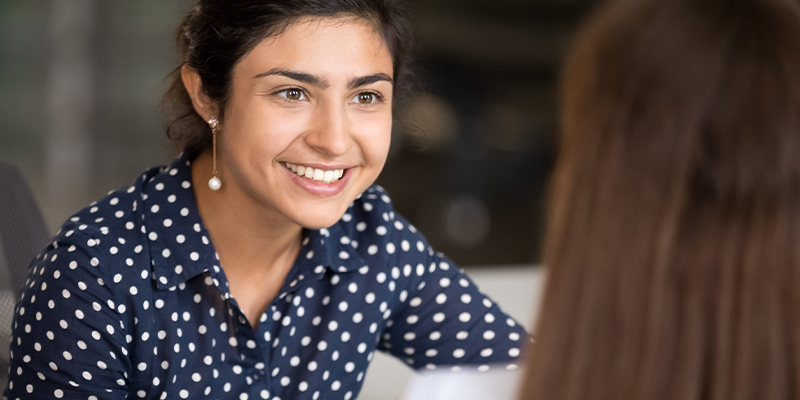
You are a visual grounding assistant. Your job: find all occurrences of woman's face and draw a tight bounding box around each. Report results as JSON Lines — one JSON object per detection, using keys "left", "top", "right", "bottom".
{"left": 219, "top": 18, "right": 394, "bottom": 229}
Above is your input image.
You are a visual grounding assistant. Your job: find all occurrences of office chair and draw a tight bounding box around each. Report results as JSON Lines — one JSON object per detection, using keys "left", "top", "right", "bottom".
{"left": 0, "top": 162, "right": 50, "bottom": 387}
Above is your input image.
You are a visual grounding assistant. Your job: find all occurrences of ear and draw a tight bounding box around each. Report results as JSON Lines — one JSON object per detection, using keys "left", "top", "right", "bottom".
{"left": 181, "top": 65, "right": 218, "bottom": 122}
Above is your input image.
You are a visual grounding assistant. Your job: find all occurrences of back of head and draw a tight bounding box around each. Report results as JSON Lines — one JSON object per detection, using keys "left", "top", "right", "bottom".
{"left": 522, "top": 0, "right": 800, "bottom": 399}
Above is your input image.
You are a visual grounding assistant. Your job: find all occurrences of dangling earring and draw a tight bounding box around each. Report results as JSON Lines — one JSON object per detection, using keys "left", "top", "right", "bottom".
{"left": 207, "top": 116, "right": 222, "bottom": 191}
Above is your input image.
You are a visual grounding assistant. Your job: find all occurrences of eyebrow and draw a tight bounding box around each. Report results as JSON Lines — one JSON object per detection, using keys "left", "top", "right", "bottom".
{"left": 347, "top": 73, "right": 394, "bottom": 89}
{"left": 253, "top": 69, "right": 393, "bottom": 90}
{"left": 253, "top": 68, "right": 330, "bottom": 89}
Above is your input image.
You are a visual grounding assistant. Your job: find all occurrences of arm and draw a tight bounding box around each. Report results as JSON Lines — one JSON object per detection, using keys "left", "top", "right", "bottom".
{"left": 378, "top": 250, "right": 528, "bottom": 370}
{"left": 346, "top": 187, "right": 529, "bottom": 370}
{"left": 5, "top": 230, "right": 130, "bottom": 399}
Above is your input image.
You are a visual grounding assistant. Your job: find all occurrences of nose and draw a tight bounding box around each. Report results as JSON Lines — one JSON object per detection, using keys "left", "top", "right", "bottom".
{"left": 304, "top": 101, "right": 353, "bottom": 157}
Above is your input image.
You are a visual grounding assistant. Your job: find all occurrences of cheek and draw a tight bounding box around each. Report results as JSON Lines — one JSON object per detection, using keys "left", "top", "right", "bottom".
{"left": 224, "top": 106, "right": 306, "bottom": 160}
{"left": 358, "top": 116, "right": 393, "bottom": 164}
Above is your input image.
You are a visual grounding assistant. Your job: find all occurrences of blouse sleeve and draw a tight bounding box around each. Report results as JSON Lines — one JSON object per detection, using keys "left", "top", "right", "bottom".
{"left": 347, "top": 190, "right": 529, "bottom": 371}
{"left": 377, "top": 249, "right": 528, "bottom": 371}
{"left": 5, "top": 229, "right": 130, "bottom": 399}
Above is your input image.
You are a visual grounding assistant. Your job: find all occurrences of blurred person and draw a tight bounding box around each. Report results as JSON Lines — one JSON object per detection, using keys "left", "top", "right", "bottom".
{"left": 522, "top": 0, "right": 800, "bottom": 399}
{"left": 402, "top": 0, "right": 800, "bottom": 398}
{"left": 4, "top": 1, "right": 527, "bottom": 399}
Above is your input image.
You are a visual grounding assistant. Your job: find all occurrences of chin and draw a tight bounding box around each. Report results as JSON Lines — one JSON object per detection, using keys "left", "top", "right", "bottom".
{"left": 290, "top": 204, "right": 349, "bottom": 230}
{"left": 297, "top": 215, "right": 343, "bottom": 230}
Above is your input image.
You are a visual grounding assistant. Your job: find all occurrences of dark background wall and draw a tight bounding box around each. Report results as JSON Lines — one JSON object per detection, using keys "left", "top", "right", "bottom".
{"left": 0, "top": 0, "right": 598, "bottom": 266}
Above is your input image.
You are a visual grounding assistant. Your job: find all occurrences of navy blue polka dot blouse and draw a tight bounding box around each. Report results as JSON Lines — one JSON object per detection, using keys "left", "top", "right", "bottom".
{"left": 5, "top": 153, "right": 528, "bottom": 400}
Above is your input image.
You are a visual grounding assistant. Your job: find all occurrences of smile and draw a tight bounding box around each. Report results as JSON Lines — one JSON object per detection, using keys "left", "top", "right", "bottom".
{"left": 283, "top": 162, "right": 345, "bottom": 184}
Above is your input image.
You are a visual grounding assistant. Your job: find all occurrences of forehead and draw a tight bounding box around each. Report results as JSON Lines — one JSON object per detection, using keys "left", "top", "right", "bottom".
{"left": 235, "top": 18, "right": 394, "bottom": 81}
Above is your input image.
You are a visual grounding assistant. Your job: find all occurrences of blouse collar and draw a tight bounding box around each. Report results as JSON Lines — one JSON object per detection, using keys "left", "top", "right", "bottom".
{"left": 140, "top": 152, "right": 366, "bottom": 297}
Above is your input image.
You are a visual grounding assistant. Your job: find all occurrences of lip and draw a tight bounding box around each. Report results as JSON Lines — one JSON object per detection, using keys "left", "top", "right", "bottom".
{"left": 282, "top": 162, "right": 354, "bottom": 198}
{"left": 288, "top": 162, "right": 354, "bottom": 170}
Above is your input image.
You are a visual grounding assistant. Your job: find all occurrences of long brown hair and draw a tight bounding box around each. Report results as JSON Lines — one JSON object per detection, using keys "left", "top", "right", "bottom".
{"left": 521, "top": 0, "right": 800, "bottom": 398}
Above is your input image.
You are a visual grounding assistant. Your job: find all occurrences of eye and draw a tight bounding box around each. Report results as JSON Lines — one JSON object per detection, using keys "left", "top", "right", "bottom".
{"left": 350, "top": 92, "right": 380, "bottom": 105}
{"left": 278, "top": 88, "right": 307, "bottom": 101}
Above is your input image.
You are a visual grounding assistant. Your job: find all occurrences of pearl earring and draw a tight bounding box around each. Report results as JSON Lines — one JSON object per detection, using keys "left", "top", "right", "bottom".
{"left": 207, "top": 116, "right": 222, "bottom": 191}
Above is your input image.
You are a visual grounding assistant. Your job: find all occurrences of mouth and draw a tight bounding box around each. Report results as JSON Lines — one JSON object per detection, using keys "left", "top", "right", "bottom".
{"left": 282, "top": 162, "right": 346, "bottom": 184}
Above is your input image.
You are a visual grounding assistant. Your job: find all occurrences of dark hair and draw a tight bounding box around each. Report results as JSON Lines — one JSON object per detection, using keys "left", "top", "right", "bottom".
{"left": 162, "top": 0, "right": 414, "bottom": 157}
{"left": 521, "top": 0, "right": 800, "bottom": 398}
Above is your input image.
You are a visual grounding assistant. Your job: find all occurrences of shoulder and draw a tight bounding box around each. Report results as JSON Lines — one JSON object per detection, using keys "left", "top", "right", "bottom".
{"left": 331, "top": 185, "right": 436, "bottom": 268}
{"left": 29, "top": 165, "right": 165, "bottom": 287}
{"left": 56, "top": 165, "right": 162, "bottom": 244}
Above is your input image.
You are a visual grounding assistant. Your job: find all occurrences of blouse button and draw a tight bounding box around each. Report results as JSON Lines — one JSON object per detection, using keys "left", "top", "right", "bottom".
{"left": 253, "top": 369, "right": 267, "bottom": 381}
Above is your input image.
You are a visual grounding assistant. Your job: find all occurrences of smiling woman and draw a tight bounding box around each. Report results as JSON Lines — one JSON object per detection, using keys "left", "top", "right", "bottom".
{"left": 5, "top": 1, "right": 528, "bottom": 400}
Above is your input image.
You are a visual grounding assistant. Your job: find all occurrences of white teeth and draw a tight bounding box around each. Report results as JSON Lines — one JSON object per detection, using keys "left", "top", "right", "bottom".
{"left": 284, "top": 163, "right": 345, "bottom": 184}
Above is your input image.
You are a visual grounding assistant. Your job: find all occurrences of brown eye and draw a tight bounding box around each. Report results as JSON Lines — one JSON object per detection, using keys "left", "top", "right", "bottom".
{"left": 286, "top": 89, "right": 302, "bottom": 100}
{"left": 352, "top": 92, "right": 378, "bottom": 105}
{"left": 359, "top": 93, "right": 374, "bottom": 104}
{"left": 279, "top": 88, "right": 306, "bottom": 101}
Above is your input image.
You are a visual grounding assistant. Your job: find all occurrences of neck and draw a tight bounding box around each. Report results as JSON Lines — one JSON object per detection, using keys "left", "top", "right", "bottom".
{"left": 191, "top": 151, "right": 303, "bottom": 275}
